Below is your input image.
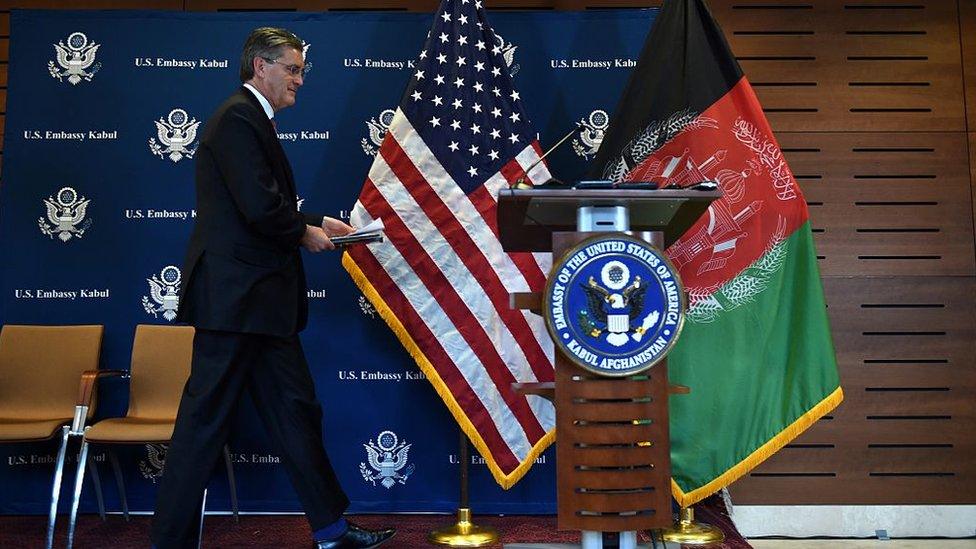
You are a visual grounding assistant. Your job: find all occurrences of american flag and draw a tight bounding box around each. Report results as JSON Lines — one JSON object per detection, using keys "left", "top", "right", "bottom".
{"left": 343, "top": 0, "right": 556, "bottom": 487}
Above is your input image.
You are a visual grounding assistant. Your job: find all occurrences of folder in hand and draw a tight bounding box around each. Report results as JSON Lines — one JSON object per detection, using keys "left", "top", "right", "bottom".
{"left": 331, "top": 218, "right": 385, "bottom": 246}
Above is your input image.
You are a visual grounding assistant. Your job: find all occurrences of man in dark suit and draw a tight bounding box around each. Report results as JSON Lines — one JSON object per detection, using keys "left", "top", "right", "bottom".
{"left": 151, "top": 27, "right": 395, "bottom": 549}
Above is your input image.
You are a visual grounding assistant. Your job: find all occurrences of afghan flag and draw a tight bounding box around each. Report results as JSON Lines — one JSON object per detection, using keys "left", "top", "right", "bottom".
{"left": 588, "top": 0, "right": 843, "bottom": 507}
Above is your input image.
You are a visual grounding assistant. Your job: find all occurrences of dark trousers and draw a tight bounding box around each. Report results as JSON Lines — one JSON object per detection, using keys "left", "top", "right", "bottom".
{"left": 151, "top": 329, "right": 349, "bottom": 549}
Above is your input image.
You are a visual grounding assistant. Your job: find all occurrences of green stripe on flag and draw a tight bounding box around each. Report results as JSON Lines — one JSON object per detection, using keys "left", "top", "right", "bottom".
{"left": 668, "top": 221, "right": 843, "bottom": 506}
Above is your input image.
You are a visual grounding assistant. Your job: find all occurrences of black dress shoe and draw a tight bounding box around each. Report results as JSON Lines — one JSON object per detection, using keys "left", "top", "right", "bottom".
{"left": 315, "top": 522, "right": 396, "bottom": 549}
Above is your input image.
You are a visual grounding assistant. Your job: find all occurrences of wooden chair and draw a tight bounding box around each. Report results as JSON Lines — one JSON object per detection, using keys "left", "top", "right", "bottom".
{"left": 0, "top": 324, "right": 104, "bottom": 549}
{"left": 66, "top": 325, "right": 239, "bottom": 549}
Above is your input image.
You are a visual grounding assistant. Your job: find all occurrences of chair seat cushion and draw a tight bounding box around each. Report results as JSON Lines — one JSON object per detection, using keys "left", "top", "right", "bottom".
{"left": 0, "top": 418, "right": 69, "bottom": 441}
{"left": 85, "top": 417, "right": 174, "bottom": 443}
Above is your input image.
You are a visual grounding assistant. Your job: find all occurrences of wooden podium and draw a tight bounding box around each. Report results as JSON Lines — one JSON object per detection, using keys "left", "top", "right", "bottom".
{"left": 499, "top": 188, "right": 719, "bottom": 544}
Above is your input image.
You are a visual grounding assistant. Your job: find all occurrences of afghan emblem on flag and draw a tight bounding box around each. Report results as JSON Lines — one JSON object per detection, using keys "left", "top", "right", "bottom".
{"left": 544, "top": 234, "right": 685, "bottom": 377}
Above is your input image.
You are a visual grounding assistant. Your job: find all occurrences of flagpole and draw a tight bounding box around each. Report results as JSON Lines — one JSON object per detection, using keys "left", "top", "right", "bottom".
{"left": 428, "top": 428, "right": 499, "bottom": 547}
{"left": 511, "top": 123, "right": 582, "bottom": 189}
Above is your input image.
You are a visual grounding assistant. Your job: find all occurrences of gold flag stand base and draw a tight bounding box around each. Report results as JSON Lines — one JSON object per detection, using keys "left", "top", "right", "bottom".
{"left": 428, "top": 508, "right": 499, "bottom": 547}
{"left": 660, "top": 506, "right": 725, "bottom": 546}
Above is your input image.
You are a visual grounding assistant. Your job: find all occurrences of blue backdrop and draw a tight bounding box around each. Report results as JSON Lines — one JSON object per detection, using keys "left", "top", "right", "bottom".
{"left": 0, "top": 8, "right": 656, "bottom": 515}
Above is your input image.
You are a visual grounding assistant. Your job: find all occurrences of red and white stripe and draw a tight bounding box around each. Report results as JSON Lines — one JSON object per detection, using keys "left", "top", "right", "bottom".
{"left": 347, "top": 110, "right": 556, "bottom": 472}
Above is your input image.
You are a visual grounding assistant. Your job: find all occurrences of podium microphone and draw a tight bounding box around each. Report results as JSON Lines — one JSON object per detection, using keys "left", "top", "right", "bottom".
{"left": 511, "top": 122, "right": 583, "bottom": 189}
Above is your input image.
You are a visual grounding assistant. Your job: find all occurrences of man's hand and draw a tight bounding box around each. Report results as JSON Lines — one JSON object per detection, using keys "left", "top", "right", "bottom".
{"left": 300, "top": 225, "right": 334, "bottom": 252}
{"left": 322, "top": 216, "right": 355, "bottom": 237}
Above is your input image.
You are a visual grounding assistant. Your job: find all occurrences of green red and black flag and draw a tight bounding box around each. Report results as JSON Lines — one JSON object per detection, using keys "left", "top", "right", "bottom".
{"left": 588, "top": 0, "right": 843, "bottom": 507}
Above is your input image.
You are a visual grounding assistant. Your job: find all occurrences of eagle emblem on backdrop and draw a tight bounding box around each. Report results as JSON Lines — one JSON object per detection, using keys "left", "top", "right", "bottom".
{"left": 48, "top": 32, "right": 101, "bottom": 85}
{"left": 38, "top": 186, "right": 92, "bottom": 242}
{"left": 362, "top": 108, "right": 395, "bottom": 157}
{"left": 138, "top": 443, "right": 167, "bottom": 483}
{"left": 301, "top": 40, "right": 313, "bottom": 73}
{"left": 545, "top": 235, "right": 685, "bottom": 377}
{"left": 573, "top": 109, "right": 609, "bottom": 160}
{"left": 359, "top": 430, "right": 415, "bottom": 489}
{"left": 493, "top": 31, "right": 519, "bottom": 76}
{"left": 149, "top": 108, "right": 201, "bottom": 163}
{"left": 142, "top": 265, "right": 181, "bottom": 321}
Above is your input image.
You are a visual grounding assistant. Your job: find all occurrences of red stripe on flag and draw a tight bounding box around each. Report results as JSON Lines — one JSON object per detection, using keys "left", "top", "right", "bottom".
{"left": 381, "top": 137, "right": 554, "bottom": 388}
{"left": 346, "top": 225, "right": 521, "bottom": 472}
{"left": 499, "top": 157, "right": 525, "bottom": 186}
{"left": 365, "top": 148, "right": 547, "bottom": 443}
{"left": 468, "top": 185, "right": 547, "bottom": 292}
{"left": 494, "top": 157, "right": 551, "bottom": 292}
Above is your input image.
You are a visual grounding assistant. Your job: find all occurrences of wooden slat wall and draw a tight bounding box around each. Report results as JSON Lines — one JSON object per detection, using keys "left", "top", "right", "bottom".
{"left": 0, "top": 0, "right": 972, "bottom": 505}
{"left": 721, "top": 1, "right": 965, "bottom": 131}
{"left": 780, "top": 132, "right": 974, "bottom": 276}
{"left": 964, "top": 0, "right": 976, "bottom": 270}
{"left": 712, "top": 0, "right": 976, "bottom": 505}
{"left": 737, "top": 277, "right": 976, "bottom": 503}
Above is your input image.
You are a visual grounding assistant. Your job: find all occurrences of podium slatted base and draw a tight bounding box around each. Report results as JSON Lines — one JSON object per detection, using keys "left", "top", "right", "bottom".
{"left": 555, "top": 363, "right": 672, "bottom": 532}
{"left": 542, "top": 231, "right": 674, "bottom": 533}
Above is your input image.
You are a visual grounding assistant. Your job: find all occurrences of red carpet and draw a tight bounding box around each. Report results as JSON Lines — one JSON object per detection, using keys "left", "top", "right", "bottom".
{"left": 0, "top": 495, "right": 750, "bottom": 548}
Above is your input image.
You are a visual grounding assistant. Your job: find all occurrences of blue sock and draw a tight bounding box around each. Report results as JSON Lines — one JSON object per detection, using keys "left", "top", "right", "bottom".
{"left": 313, "top": 517, "right": 348, "bottom": 541}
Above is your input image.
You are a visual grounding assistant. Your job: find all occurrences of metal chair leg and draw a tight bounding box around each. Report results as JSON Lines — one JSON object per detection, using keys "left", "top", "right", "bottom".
{"left": 46, "top": 425, "right": 71, "bottom": 549}
{"left": 197, "top": 488, "right": 208, "bottom": 549}
{"left": 67, "top": 439, "right": 91, "bottom": 549}
{"left": 108, "top": 449, "right": 129, "bottom": 521}
{"left": 86, "top": 450, "right": 105, "bottom": 520}
{"left": 222, "top": 445, "right": 239, "bottom": 523}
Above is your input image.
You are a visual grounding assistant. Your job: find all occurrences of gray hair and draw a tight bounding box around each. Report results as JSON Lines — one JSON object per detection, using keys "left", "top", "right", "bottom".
{"left": 239, "top": 27, "right": 304, "bottom": 82}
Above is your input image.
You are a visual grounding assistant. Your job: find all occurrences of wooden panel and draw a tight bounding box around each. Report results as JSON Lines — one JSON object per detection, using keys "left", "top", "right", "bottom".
{"left": 798, "top": 413, "right": 972, "bottom": 445}
{"left": 572, "top": 400, "right": 658, "bottom": 422}
{"left": 567, "top": 378, "right": 659, "bottom": 399}
{"left": 573, "top": 467, "right": 663, "bottom": 490}
{"left": 579, "top": 0, "right": 662, "bottom": 6}
{"left": 732, "top": 476, "right": 971, "bottom": 504}
{"left": 776, "top": 132, "right": 974, "bottom": 276}
{"left": 710, "top": 0, "right": 965, "bottom": 131}
{"left": 574, "top": 445, "right": 658, "bottom": 466}
{"left": 971, "top": 132, "right": 976, "bottom": 240}
{"left": 0, "top": 1, "right": 180, "bottom": 7}
{"left": 556, "top": 355, "right": 671, "bottom": 529}
{"left": 961, "top": 0, "right": 976, "bottom": 130}
{"left": 575, "top": 490, "right": 663, "bottom": 512}
{"left": 186, "top": 0, "right": 434, "bottom": 10}
{"left": 730, "top": 276, "right": 976, "bottom": 504}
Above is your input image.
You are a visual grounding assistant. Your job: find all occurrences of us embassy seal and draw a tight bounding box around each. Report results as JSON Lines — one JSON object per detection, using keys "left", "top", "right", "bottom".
{"left": 544, "top": 234, "right": 684, "bottom": 377}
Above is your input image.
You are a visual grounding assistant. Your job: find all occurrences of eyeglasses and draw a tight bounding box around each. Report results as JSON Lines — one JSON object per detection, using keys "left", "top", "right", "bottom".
{"left": 262, "top": 57, "right": 311, "bottom": 78}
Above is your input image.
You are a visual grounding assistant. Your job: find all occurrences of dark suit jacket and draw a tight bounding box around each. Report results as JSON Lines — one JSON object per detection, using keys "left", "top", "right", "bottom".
{"left": 176, "top": 87, "right": 323, "bottom": 337}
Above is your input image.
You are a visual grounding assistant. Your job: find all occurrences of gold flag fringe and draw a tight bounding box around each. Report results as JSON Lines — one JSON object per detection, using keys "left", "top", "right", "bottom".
{"left": 671, "top": 386, "right": 844, "bottom": 508}
{"left": 343, "top": 252, "right": 556, "bottom": 489}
